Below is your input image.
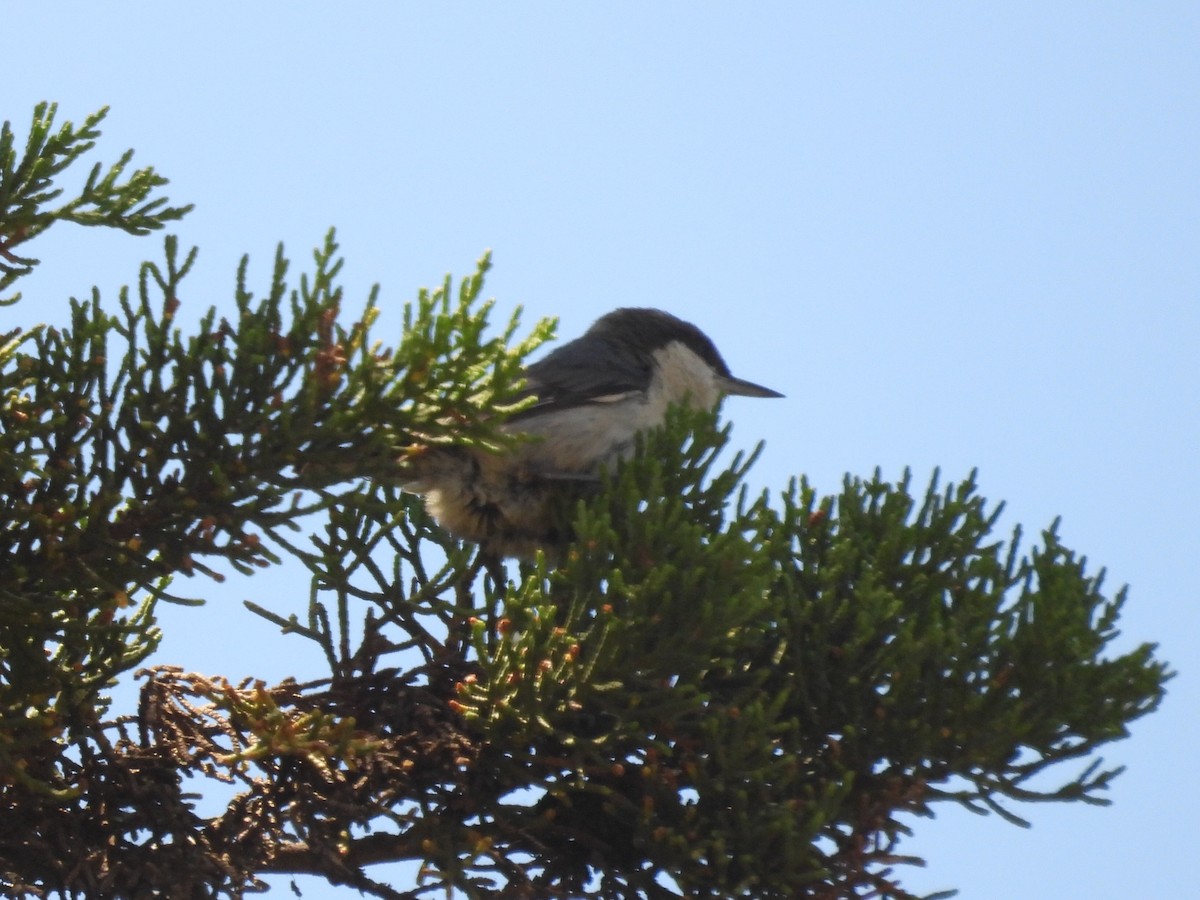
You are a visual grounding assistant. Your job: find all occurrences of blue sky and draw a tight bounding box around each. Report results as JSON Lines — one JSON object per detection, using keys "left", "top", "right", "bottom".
{"left": 5, "top": 4, "right": 1197, "bottom": 897}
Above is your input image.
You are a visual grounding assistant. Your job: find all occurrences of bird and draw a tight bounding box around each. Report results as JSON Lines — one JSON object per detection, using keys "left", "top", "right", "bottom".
{"left": 401, "top": 307, "right": 782, "bottom": 559}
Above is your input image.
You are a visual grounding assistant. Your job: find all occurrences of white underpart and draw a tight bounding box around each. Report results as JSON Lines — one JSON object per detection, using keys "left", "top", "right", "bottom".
{"left": 508, "top": 340, "right": 722, "bottom": 476}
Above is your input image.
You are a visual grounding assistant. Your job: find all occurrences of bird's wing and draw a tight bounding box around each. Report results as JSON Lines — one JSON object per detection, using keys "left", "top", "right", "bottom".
{"left": 508, "top": 333, "right": 650, "bottom": 421}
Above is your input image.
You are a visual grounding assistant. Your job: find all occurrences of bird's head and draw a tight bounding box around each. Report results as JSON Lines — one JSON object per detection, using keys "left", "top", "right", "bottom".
{"left": 583, "top": 307, "right": 783, "bottom": 410}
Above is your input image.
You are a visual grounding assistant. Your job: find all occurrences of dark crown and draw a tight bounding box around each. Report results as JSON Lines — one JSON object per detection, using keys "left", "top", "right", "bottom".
{"left": 585, "top": 308, "right": 732, "bottom": 377}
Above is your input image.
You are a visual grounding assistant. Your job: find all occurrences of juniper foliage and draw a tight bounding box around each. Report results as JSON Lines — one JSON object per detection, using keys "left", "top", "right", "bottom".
{"left": 0, "top": 105, "right": 1171, "bottom": 899}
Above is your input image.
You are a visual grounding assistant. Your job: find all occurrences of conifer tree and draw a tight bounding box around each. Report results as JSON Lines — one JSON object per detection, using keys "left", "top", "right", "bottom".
{"left": 0, "top": 104, "right": 1171, "bottom": 899}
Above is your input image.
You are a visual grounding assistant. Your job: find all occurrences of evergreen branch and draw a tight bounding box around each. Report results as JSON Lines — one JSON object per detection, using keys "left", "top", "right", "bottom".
{"left": 5, "top": 384, "right": 1171, "bottom": 898}
{"left": 2, "top": 224, "right": 551, "bottom": 804}
{"left": 0, "top": 103, "right": 192, "bottom": 302}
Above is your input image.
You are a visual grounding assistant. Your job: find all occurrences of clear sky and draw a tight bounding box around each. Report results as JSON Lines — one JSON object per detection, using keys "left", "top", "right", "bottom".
{"left": 4, "top": 4, "right": 1197, "bottom": 898}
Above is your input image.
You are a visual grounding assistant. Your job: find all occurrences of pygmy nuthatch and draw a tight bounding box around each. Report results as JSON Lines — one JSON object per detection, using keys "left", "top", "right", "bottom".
{"left": 402, "top": 307, "right": 782, "bottom": 558}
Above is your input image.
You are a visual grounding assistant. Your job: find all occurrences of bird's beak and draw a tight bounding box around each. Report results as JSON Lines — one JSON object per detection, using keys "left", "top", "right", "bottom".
{"left": 719, "top": 374, "right": 784, "bottom": 399}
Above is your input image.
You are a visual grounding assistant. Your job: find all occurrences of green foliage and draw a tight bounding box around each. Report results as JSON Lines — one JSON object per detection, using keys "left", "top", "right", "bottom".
{"left": 0, "top": 106, "right": 552, "bottom": 803}
{"left": 0, "top": 103, "right": 1172, "bottom": 900}
{"left": 447, "top": 412, "right": 1169, "bottom": 897}
{"left": 0, "top": 102, "right": 192, "bottom": 304}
